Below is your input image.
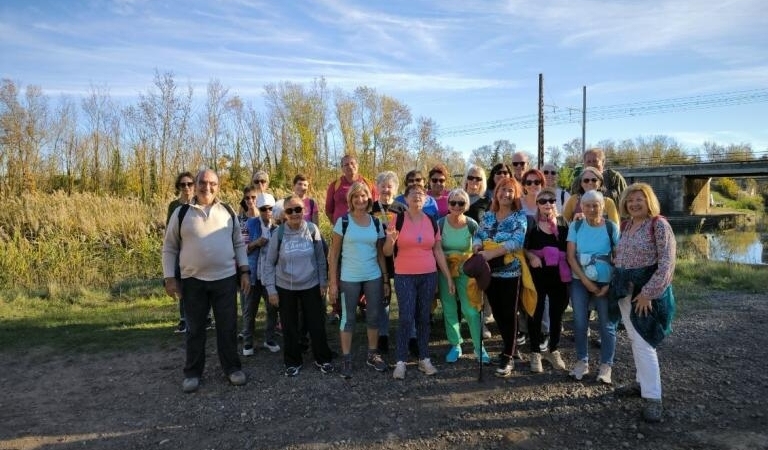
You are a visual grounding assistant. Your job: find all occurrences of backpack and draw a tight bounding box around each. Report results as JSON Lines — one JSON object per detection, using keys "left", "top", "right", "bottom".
{"left": 393, "top": 212, "right": 438, "bottom": 257}
{"left": 275, "top": 221, "right": 325, "bottom": 256}
{"left": 437, "top": 215, "right": 478, "bottom": 237}
{"left": 177, "top": 202, "right": 237, "bottom": 241}
{"left": 574, "top": 218, "right": 618, "bottom": 255}
{"left": 341, "top": 213, "right": 382, "bottom": 237}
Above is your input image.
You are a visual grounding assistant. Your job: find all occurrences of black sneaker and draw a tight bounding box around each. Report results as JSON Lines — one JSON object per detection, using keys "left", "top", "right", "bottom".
{"left": 314, "top": 361, "right": 334, "bottom": 374}
{"left": 284, "top": 366, "right": 301, "bottom": 377}
{"left": 366, "top": 352, "right": 388, "bottom": 372}
{"left": 206, "top": 317, "right": 215, "bottom": 330}
{"left": 516, "top": 332, "right": 527, "bottom": 346}
{"left": 174, "top": 320, "right": 187, "bottom": 334}
{"left": 539, "top": 334, "right": 550, "bottom": 353}
{"left": 495, "top": 354, "right": 514, "bottom": 378}
{"left": 340, "top": 359, "right": 353, "bottom": 379}
{"left": 377, "top": 335, "right": 389, "bottom": 354}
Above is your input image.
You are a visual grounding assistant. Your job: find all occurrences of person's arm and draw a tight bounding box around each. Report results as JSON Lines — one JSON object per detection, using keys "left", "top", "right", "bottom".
{"left": 324, "top": 181, "right": 336, "bottom": 223}
{"left": 311, "top": 199, "right": 320, "bottom": 225}
{"left": 638, "top": 218, "right": 676, "bottom": 301}
{"left": 263, "top": 231, "right": 280, "bottom": 305}
{"left": 432, "top": 243, "right": 455, "bottom": 294}
{"left": 382, "top": 223, "right": 397, "bottom": 257}
{"left": 162, "top": 207, "right": 182, "bottom": 299}
{"left": 327, "top": 225, "right": 343, "bottom": 303}
{"left": 376, "top": 236, "right": 390, "bottom": 299}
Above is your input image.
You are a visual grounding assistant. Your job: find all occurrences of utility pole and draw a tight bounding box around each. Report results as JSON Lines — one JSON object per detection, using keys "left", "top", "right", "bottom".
{"left": 538, "top": 74, "right": 544, "bottom": 169}
{"left": 582, "top": 86, "right": 587, "bottom": 153}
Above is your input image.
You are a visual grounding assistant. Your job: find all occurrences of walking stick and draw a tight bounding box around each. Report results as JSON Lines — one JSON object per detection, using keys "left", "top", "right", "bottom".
{"left": 478, "top": 306, "right": 484, "bottom": 382}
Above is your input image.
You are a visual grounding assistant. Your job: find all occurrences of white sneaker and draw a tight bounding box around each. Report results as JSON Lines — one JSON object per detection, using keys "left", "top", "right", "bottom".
{"left": 569, "top": 360, "right": 589, "bottom": 380}
{"left": 418, "top": 358, "right": 438, "bottom": 376}
{"left": 597, "top": 363, "right": 612, "bottom": 384}
{"left": 482, "top": 324, "right": 492, "bottom": 339}
{"left": 393, "top": 361, "right": 406, "bottom": 380}
{"left": 263, "top": 341, "right": 281, "bottom": 353}
{"left": 242, "top": 345, "right": 254, "bottom": 356}
{"left": 529, "top": 353, "right": 543, "bottom": 373}
{"left": 543, "top": 350, "right": 566, "bottom": 370}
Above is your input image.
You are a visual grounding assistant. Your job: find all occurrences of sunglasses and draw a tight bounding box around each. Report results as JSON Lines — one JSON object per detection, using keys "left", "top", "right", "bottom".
{"left": 431, "top": 178, "right": 446, "bottom": 184}
{"left": 407, "top": 178, "right": 423, "bottom": 183}
{"left": 524, "top": 179, "right": 542, "bottom": 186}
{"left": 466, "top": 175, "right": 483, "bottom": 182}
{"left": 448, "top": 200, "right": 466, "bottom": 207}
{"left": 537, "top": 198, "right": 557, "bottom": 205}
{"left": 496, "top": 170, "right": 509, "bottom": 176}
{"left": 511, "top": 162, "right": 526, "bottom": 167}
{"left": 178, "top": 182, "right": 194, "bottom": 188}
{"left": 582, "top": 178, "right": 599, "bottom": 183}
{"left": 285, "top": 206, "right": 304, "bottom": 215}
{"left": 543, "top": 170, "right": 557, "bottom": 175}
{"left": 253, "top": 179, "right": 268, "bottom": 184}
{"left": 258, "top": 206, "right": 273, "bottom": 212}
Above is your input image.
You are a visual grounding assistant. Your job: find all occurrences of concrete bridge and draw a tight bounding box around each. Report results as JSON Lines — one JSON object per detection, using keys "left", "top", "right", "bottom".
{"left": 612, "top": 160, "right": 768, "bottom": 215}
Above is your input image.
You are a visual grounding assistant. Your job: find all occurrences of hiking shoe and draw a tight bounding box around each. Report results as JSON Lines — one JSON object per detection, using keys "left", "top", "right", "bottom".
{"left": 366, "top": 352, "right": 388, "bottom": 372}
{"left": 529, "top": 352, "right": 543, "bottom": 373}
{"left": 340, "top": 358, "right": 353, "bottom": 379}
{"left": 377, "top": 335, "right": 389, "bottom": 354}
{"left": 482, "top": 324, "right": 492, "bottom": 339}
{"left": 445, "top": 345, "right": 462, "bottom": 363}
{"left": 228, "top": 370, "right": 246, "bottom": 386}
{"left": 314, "top": 361, "right": 334, "bottom": 374}
{"left": 643, "top": 399, "right": 663, "bottom": 423}
{"left": 242, "top": 344, "right": 254, "bottom": 356}
{"left": 175, "top": 320, "right": 187, "bottom": 334}
{"left": 263, "top": 341, "right": 281, "bottom": 353}
{"left": 284, "top": 366, "right": 301, "bottom": 377}
{"left": 393, "top": 361, "right": 406, "bottom": 380}
{"left": 516, "top": 332, "right": 527, "bottom": 346}
{"left": 495, "top": 355, "right": 514, "bottom": 378}
{"left": 570, "top": 360, "right": 589, "bottom": 381}
{"left": 418, "top": 358, "right": 437, "bottom": 376}
{"left": 327, "top": 313, "right": 340, "bottom": 324}
{"left": 476, "top": 348, "right": 491, "bottom": 365}
{"left": 205, "top": 317, "right": 215, "bottom": 330}
{"left": 615, "top": 383, "right": 642, "bottom": 398}
{"left": 182, "top": 377, "right": 200, "bottom": 393}
{"left": 539, "top": 334, "right": 550, "bottom": 352}
{"left": 543, "top": 350, "right": 566, "bottom": 370}
{"left": 597, "top": 363, "right": 612, "bottom": 384}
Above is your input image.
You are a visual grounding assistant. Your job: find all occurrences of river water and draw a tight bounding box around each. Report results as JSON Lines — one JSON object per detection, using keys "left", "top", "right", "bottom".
{"left": 677, "top": 231, "right": 767, "bottom": 265}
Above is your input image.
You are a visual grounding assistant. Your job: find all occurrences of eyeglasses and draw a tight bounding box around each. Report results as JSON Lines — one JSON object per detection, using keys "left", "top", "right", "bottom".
{"left": 448, "top": 200, "right": 466, "bottom": 207}
{"left": 431, "top": 178, "right": 446, "bottom": 184}
{"left": 407, "top": 178, "right": 423, "bottom": 184}
{"left": 178, "top": 182, "right": 194, "bottom": 188}
{"left": 258, "top": 206, "right": 273, "bottom": 212}
{"left": 466, "top": 175, "right": 482, "bottom": 182}
{"left": 198, "top": 181, "right": 218, "bottom": 186}
{"left": 582, "top": 178, "right": 599, "bottom": 184}
{"left": 542, "top": 170, "right": 557, "bottom": 175}
{"left": 496, "top": 170, "right": 509, "bottom": 176}
{"left": 285, "top": 206, "right": 303, "bottom": 215}
{"left": 511, "top": 162, "right": 526, "bottom": 167}
{"left": 537, "top": 198, "right": 557, "bottom": 205}
{"left": 253, "top": 179, "right": 267, "bottom": 184}
{"left": 524, "top": 179, "right": 542, "bottom": 186}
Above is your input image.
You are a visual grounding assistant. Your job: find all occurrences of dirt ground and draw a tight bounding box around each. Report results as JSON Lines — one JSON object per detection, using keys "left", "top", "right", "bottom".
{"left": 1, "top": 291, "right": 767, "bottom": 450}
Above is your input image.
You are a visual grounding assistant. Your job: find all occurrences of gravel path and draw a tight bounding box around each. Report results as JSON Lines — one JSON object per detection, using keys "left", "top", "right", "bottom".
{"left": 1, "top": 292, "right": 766, "bottom": 450}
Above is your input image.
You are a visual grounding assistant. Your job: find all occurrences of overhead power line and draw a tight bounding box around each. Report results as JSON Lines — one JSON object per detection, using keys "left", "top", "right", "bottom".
{"left": 438, "top": 88, "right": 768, "bottom": 138}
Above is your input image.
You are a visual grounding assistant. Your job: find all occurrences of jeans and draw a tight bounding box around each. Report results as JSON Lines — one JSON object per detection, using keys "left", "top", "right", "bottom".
{"left": 241, "top": 278, "right": 279, "bottom": 346}
{"left": 570, "top": 278, "right": 616, "bottom": 365}
{"left": 339, "top": 277, "right": 384, "bottom": 332}
{"left": 181, "top": 276, "right": 241, "bottom": 378}
{"left": 393, "top": 273, "right": 437, "bottom": 362}
{"left": 276, "top": 285, "right": 333, "bottom": 367}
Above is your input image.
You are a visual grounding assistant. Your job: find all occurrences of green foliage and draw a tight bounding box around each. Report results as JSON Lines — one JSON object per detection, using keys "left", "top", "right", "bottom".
{"left": 715, "top": 177, "right": 740, "bottom": 199}
{"left": 674, "top": 259, "right": 768, "bottom": 299}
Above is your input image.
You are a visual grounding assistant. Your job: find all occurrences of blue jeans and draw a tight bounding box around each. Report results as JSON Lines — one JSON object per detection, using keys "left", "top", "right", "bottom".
{"left": 181, "top": 276, "right": 241, "bottom": 378}
{"left": 339, "top": 277, "right": 384, "bottom": 332}
{"left": 570, "top": 278, "right": 616, "bottom": 365}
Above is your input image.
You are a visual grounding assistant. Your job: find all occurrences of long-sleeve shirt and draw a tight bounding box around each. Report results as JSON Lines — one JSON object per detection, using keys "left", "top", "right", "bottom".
{"left": 162, "top": 199, "right": 248, "bottom": 282}
{"left": 473, "top": 210, "right": 528, "bottom": 278}
{"left": 262, "top": 221, "right": 328, "bottom": 295}
{"left": 613, "top": 217, "right": 676, "bottom": 299}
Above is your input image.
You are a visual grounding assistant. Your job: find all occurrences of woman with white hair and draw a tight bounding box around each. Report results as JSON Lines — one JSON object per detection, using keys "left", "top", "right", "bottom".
{"left": 566, "top": 189, "right": 619, "bottom": 384}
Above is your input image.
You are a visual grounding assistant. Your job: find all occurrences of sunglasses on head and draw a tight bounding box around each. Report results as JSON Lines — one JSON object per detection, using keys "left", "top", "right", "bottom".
{"left": 258, "top": 206, "right": 273, "bottom": 212}
{"left": 511, "top": 161, "right": 526, "bottom": 167}
{"left": 448, "top": 200, "right": 466, "bottom": 207}
{"left": 178, "top": 182, "right": 194, "bottom": 188}
{"left": 542, "top": 170, "right": 557, "bottom": 175}
{"left": 253, "top": 179, "right": 267, "bottom": 184}
{"left": 524, "top": 179, "right": 542, "bottom": 186}
{"left": 285, "top": 206, "right": 303, "bottom": 215}
{"left": 466, "top": 175, "right": 482, "bottom": 182}
{"left": 496, "top": 170, "right": 509, "bottom": 176}
{"left": 537, "top": 198, "right": 556, "bottom": 205}
{"left": 431, "top": 178, "right": 446, "bottom": 184}
{"left": 582, "top": 178, "right": 599, "bottom": 183}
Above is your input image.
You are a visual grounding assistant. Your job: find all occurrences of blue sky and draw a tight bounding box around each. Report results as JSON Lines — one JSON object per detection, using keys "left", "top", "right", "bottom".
{"left": 2, "top": 0, "right": 767, "bottom": 159}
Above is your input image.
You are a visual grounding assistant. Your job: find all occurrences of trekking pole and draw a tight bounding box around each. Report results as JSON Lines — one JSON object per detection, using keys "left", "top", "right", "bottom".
{"left": 478, "top": 306, "right": 484, "bottom": 382}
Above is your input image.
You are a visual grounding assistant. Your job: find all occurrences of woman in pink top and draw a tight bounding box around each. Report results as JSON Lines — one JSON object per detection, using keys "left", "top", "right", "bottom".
{"left": 383, "top": 184, "right": 454, "bottom": 380}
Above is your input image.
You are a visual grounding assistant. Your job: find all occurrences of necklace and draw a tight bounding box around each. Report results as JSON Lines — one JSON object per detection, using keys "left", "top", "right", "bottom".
{"left": 408, "top": 212, "right": 425, "bottom": 244}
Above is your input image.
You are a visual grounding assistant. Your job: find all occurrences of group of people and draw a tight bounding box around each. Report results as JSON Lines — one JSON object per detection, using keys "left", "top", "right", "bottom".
{"left": 161, "top": 148, "right": 677, "bottom": 424}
